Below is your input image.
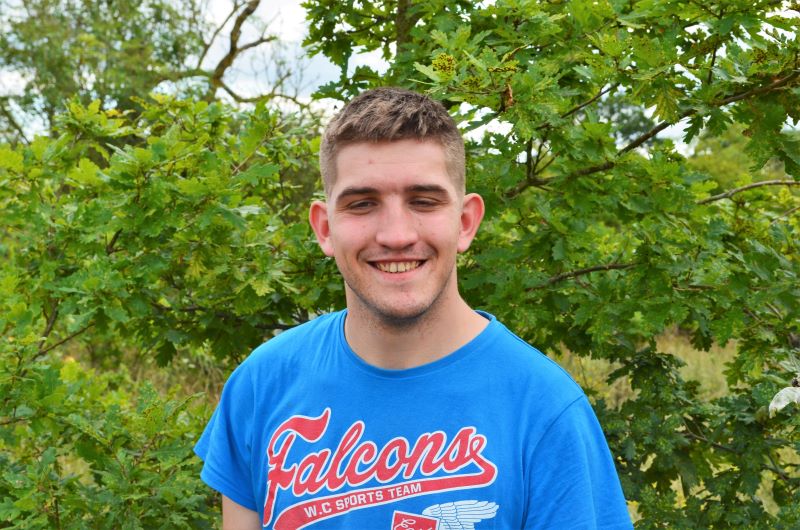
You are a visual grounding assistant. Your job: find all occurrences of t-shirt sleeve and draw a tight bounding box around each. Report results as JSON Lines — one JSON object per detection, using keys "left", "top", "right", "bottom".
{"left": 524, "top": 396, "right": 633, "bottom": 529}
{"left": 194, "top": 364, "right": 257, "bottom": 511}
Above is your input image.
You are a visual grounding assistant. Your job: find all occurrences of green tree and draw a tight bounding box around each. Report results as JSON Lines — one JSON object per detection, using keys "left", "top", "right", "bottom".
{"left": 0, "top": 95, "right": 338, "bottom": 526}
{"left": 304, "top": 0, "right": 800, "bottom": 526}
{"left": 0, "top": 0, "right": 300, "bottom": 145}
{"left": 0, "top": 1, "right": 332, "bottom": 524}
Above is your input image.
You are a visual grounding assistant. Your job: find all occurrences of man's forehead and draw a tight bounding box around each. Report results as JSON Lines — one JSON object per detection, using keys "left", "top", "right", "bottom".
{"left": 335, "top": 138, "right": 447, "bottom": 162}
{"left": 331, "top": 141, "right": 454, "bottom": 192}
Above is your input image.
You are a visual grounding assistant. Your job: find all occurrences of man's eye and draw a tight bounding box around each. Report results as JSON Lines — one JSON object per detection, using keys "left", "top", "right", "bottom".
{"left": 347, "top": 200, "right": 375, "bottom": 210}
{"left": 411, "top": 198, "right": 439, "bottom": 208}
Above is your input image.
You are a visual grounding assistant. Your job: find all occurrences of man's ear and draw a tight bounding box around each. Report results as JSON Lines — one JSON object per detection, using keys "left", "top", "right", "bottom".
{"left": 457, "top": 192, "right": 485, "bottom": 253}
{"left": 309, "top": 200, "right": 335, "bottom": 257}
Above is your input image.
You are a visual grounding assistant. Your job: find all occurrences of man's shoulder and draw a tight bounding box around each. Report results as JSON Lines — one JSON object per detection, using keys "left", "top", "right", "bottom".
{"left": 481, "top": 316, "right": 585, "bottom": 401}
{"left": 241, "top": 310, "right": 344, "bottom": 368}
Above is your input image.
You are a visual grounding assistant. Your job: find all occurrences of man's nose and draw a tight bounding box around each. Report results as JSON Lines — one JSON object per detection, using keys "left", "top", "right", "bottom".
{"left": 375, "top": 203, "right": 420, "bottom": 249}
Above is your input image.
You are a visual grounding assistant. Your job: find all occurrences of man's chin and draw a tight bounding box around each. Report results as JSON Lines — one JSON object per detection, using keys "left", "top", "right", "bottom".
{"left": 345, "top": 279, "right": 452, "bottom": 329}
{"left": 356, "top": 298, "right": 433, "bottom": 329}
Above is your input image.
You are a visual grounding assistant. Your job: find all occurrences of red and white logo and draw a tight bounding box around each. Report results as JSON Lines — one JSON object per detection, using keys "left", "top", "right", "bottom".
{"left": 261, "top": 409, "right": 498, "bottom": 529}
{"left": 391, "top": 511, "right": 439, "bottom": 530}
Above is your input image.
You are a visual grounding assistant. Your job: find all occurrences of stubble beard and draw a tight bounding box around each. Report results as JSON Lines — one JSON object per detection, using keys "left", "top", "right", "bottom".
{"left": 344, "top": 269, "right": 455, "bottom": 331}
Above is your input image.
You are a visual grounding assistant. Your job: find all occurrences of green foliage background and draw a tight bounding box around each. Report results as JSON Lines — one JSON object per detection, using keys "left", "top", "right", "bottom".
{"left": 1, "top": 0, "right": 799, "bottom": 527}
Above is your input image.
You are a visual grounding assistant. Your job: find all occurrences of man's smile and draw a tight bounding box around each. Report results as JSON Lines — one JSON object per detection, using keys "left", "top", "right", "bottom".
{"left": 372, "top": 260, "right": 424, "bottom": 273}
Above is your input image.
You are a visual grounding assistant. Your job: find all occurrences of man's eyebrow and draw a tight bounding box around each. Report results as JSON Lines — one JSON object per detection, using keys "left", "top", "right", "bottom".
{"left": 334, "top": 184, "right": 450, "bottom": 202}
{"left": 334, "top": 186, "right": 379, "bottom": 202}
{"left": 407, "top": 184, "right": 450, "bottom": 194}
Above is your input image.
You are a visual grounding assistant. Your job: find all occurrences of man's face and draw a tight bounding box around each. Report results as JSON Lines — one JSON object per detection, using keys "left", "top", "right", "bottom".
{"left": 309, "top": 139, "right": 483, "bottom": 326}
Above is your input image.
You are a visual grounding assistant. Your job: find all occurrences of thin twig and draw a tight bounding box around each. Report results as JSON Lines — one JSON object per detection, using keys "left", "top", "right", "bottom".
{"left": 525, "top": 138, "right": 533, "bottom": 182}
{"left": 561, "top": 84, "right": 619, "bottom": 119}
{"left": 766, "top": 452, "right": 793, "bottom": 484}
{"left": 705, "top": 6, "right": 725, "bottom": 85}
{"left": 620, "top": 121, "right": 672, "bottom": 155}
{"left": 687, "top": 0, "right": 719, "bottom": 18}
{"left": 683, "top": 425, "right": 737, "bottom": 454}
{"left": 238, "top": 35, "right": 278, "bottom": 54}
{"left": 37, "top": 305, "right": 59, "bottom": 355}
{"left": 717, "top": 70, "right": 799, "bottom": 107}
{"left": 217, "top": 79, "right": 306, "bottom": 107}
{"left": 706, "top": 45, "right": 718, "bottom": 85}
{"left": 0, "top": 103, "right": 30, "bottom": 145}
{"left": 35, "top": 325, "right": 92, "bottom": 359}
{"left": 698, "top": 180, "right": 800, "bottom": 204}
{"left": 533, "top": 132, "right": 550, "bottom": 174}
{"left": 0, "top": 416, "right": 29, "bottom": 426}
{"left": 529, "top": 262, "right": 636, "bottom": 290}
{"left": 770, "top": 205, "right": 800, "bottom": 225}
{"left": 106, "top": 229, "right": 123, "bottom": 255}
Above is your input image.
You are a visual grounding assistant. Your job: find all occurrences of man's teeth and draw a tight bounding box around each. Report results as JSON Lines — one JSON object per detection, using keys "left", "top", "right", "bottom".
{"left": 376, "top": 261, "right": 421, "bottom": 273}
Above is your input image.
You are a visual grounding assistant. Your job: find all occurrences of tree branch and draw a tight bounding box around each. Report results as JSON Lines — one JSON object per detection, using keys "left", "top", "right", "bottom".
{"left": 697, "top": 180, "right": 800, "bottom": 204}
{"left": 36, "top": 325, "right": 92, "bottom": 359}
{"left": 0, "top": 102, "right": 30, "bottom": 145}
{"left": 344, "top": 17, "right": 388, "bottom": 36}
{"left": 717, "top": 70, "right": 799, "bottom": 107}
{"left": 566, "top": 161, "right": 616, "bottom": 180}
{"left": 706, "top": 44, "right": 718, "bottom": 85}
{"left": 467, "top": 15, "right": 798, "bottom": 202}
{"left": 254, "top": 322, "right": 299, "bottom": 332}
{"left": 525, "top": 138, "right": 534, "bottom": 182}
{"left": 36, "top": 305, "right": 59, "bottom": 355}
{"left": 770, "top": 204, "right": 800, "bottom": 225}
{"left": 0, "top": 416, "right": 29, "bottom": 427}
{"left": 238, "top": 35, "right": 277, "bottom": 54}
{"left": 154, "top": 67, "right": 210, "bottom": 83}
{"left": 685, "top": 424, "right": 795, "bottom": 484}
{"left": 217, "top": 78, "right": 307, "bottom": 108}
{"left": 561, "top": 84, "right": 618, "bottom": 119}
{"left": 529, "top": 262, "right": 636, "bottom": 290}
{"left": 396, "top": 0, "right": 423, "bottom": 48}
{"left": 207, "top": 0, "right": 261, "bottom": 98}
{"left": 556, "top": 71, "right": 800, "bottom": 183}
{"left": 196, "top": 0, "right": 242, "bottom": 69}
{"left": 507, "top": 131, "right": 555, "bottom": 197}
{"left": 620, "top": 121, "right": 672, "bottom": 155}
{"left": 512, "top": 107, "right": 672, "bottom": 194}
{"left": 106, "top": 229, "right": 123, "bottom": 255}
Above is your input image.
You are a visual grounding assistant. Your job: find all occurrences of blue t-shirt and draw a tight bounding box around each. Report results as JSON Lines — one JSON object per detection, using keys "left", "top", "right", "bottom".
{"left": 195, "top": 310, "right": 632, "bottom": 529}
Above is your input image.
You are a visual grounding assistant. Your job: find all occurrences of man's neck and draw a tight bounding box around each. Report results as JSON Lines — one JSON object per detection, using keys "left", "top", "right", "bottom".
{"left": 343, "top": 296, "right": 489, "bottom": 370}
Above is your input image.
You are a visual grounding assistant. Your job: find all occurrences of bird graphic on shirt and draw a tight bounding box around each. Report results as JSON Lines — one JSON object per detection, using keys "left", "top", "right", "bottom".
{"left": 422, "top": 500, "right": 499, "bottom": 530}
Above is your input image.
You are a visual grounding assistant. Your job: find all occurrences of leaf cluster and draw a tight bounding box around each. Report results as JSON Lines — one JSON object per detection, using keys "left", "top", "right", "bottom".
{"left": 0, "top": 96, "right": 339, "bottom": 527}
{"left": 0, "top": 343, "right": 214, "bottom": 528}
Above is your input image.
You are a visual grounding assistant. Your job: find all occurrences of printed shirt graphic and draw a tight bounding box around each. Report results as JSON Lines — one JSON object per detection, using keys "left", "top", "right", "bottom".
{"left": 194, "top": 310, "right": 633, "bottom": 529}
{"left": 261, "top": 408, "right": 497, "bottom": 529}
{"left": 393, "top": 501, "right": 499, "bottom": 530}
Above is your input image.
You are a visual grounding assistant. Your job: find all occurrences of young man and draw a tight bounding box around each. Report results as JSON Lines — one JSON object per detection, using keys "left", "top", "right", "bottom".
{"left": 195, "top": 87, "right": 633, "bottom": 529}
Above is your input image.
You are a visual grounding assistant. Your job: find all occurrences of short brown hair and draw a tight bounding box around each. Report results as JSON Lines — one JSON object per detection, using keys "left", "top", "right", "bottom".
{"left": 319, "top": 87, "right": 465, "bottom": 194}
